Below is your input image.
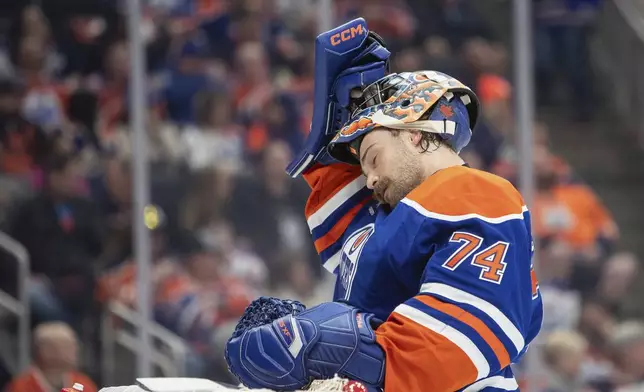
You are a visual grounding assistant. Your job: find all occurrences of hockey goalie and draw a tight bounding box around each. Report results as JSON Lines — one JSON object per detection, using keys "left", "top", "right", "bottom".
{"left": 222, "top": 17, "right": 543, "bottom": 392}
{"left": 94, "top": 17, "right": 543, "bottom": 392}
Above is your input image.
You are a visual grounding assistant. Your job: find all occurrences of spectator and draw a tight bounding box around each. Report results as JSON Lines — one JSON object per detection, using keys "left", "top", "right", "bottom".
{"left": 65, "top": 88, "right": 102, "bottom": 166}
{"left": 422, "top": 35, "right": 458, "bottom": 74}
{"left": 48, "top": 5, "right": 120, "bottom": 78}
{"left": 491, "top": 122, "right": 574, "bottom": 186}
{"left": 281, "top": 44, "right": 315, "bottom": 137}
{"left": 225, "top": 140, "right": 313, "bottom": 286}
{"left": 392, "top": 46, "right": 424, "bottom": 73}
{"left": 610, "top": 321, "right": 644, "bottom": 391}
{"left": 198, "top": 220, "right": 269, "bottom": 291}
{"left": 154, "top": 232, "right": 254, "bottom": 377}
{"left": 89, "top": 157, "right": 133, "bottom": 269}
{"left": 242, "top": 92, "right": 305, "bottom": 159}
{"left": 353, "top": 1, "right": 416, "bottom": 43}
{"left": 9, "top": 5, "right": 68, "bottom": 134}
{"left": 531, "top": 145, "right": 619, "bottom": 259}
{"left": 180, "top": 167, "right": 235, "bottom": 233}
{"left": 538, "top": 241, "right": 582, "bottom": 334}
{"left": 17, "top": 35, "right": 67, "bottom": 133}
{"left": 5, "top": 322, "right": 97, "bottom": 392}
{"left": 271, "top": 254, "right": 334, "bottom": 307}
{"left": 106, "top": 108, "right": 184, "bottom": 165}
{"left": 477, "top": 73, "right": 512, "bottom": 138}
{"left": 7, "top": 154, "right": 103, "bottom": 328}
{"left": 96, "top": 41, "right": 131, "bottom": 136}
{"left": 578, "top": 298, "right": 617, "bottom": 360}
{"left": 596, "top": 252, "right": 641, "bottom": 318}
{"left": 96, "top": 206, "right": 177, "bottom": 309}
{"left": 0, "top": 76, "right": 51, "bottom": 177}
{"left": 534, "top": 0, "right": 600, "bottom": 120}
{"left": 14, "top": 5, "right": 51, "bottom": 43}
{"left": 541, "top": 330, "right": 591, "bottom": 392}
{"left": 164, "top": 33, "right": 221, "bottom": 125}
{"left": 181, "top": 90, "right": 245, "bottom": 173}
{"left": 232, "top": 41, "right": 273, "bottom": 115}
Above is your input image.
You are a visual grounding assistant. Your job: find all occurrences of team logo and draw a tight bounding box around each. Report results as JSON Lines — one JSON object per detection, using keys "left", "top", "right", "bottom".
{"left": 339, "top": 224, "right": 375, "bottom": 300}
{"left": 439, "top": 103, "right": 454, "bottom": 118}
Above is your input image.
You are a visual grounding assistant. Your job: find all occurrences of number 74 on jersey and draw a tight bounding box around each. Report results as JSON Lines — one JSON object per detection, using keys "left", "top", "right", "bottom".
{"left": 442, "top": 231, "right": 539, "bottom": 298}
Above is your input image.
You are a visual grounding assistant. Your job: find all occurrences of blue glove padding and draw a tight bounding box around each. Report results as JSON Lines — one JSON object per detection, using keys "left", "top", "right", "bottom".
{"left": 286, "top": 18, "right": 390, "bottom": 178}
{"left": 225, "top": 301, "right": 386, "bottom": 391}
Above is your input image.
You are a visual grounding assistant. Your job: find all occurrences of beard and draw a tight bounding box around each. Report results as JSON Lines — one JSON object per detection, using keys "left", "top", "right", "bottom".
{"left": 373, "top": 150, "right": 425, "bottom": 207}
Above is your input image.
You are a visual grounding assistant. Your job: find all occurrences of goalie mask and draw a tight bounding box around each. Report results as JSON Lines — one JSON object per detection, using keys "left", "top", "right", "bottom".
{"left": 328, "top": 70, "right": 480, "bottom": 165}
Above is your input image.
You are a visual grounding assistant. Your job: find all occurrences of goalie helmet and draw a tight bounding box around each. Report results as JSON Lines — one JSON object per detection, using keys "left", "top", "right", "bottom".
{"left": 327, "top": 70, "right": 480, "bottom": 165}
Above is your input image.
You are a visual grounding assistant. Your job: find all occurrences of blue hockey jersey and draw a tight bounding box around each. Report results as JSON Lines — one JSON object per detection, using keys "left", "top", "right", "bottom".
{"left": 302, "top": 163, "right": 543, "bottom": 392}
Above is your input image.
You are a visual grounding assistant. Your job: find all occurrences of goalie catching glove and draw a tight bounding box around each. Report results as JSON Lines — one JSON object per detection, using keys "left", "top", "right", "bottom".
{"left": 225, "top": 297, "right": 385, "bottom": 391}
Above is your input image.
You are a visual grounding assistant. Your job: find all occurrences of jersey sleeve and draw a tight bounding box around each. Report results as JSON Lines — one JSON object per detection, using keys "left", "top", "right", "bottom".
{"left": 373, "top": 168, "right": 543, "bottom": 392}
{"left": 302, "top": 163, "right": 375, "bottom": 273}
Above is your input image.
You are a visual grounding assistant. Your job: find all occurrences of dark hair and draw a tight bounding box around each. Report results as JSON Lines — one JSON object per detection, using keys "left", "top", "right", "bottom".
{"left": 389, "top": 129, "right": 454, "bottom": 154}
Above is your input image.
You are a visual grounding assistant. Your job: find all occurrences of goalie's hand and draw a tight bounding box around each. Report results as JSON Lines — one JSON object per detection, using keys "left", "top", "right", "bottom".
{"left": 225, "top": 301, "right": 386, "bottom": 391}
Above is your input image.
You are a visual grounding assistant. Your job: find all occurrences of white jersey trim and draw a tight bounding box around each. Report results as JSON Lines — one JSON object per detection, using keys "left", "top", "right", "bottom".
{"left": 462, "top": 376, "right": 519, "bottom": 392}
{"left": 306, "top": 176, "right": 367, "bottom": 232}
{"left": 322, "top": 250, "right": 342, "bottom": 273}
{"left": 288, "top": 316, "right": 304, "bottom": 358}
{"left": 420, "top": 283, "right": 525, "bottom": 353}
{"left": 401, "top": 198, "right": 529, "bottom": 225}
{"left": 395, "top": 304, "right": 490, "bottom": 381}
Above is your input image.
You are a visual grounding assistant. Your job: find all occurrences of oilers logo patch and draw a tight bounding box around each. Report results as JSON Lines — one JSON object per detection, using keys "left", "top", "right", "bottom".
{"left": 339, "top": 224, "right": 375, "bottom": 300}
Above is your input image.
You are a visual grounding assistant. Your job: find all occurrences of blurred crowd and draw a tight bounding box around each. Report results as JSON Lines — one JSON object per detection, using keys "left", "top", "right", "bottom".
{"left": 0, "top": 0, "right": 641, "bottom": 391}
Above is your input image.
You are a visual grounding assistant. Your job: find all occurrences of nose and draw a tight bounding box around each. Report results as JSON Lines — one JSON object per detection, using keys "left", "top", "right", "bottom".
{"left": 366, "top": 173, "right": 379, "bottom": 190}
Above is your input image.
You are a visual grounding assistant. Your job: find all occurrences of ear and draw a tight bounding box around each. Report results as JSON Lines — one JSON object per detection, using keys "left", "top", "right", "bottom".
{"left": 409, "top": 130, "right": 423, "bottom": 147}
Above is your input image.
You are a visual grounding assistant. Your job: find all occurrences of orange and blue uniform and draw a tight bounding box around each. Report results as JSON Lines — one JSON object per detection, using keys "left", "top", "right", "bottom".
{"left": 303, "top": 163, "right": 543, "bottom": 392}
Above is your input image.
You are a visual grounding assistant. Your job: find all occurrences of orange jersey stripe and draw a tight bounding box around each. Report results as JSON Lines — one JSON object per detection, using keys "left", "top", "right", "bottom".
{"left": 406, "top": 166, "right": 525, "bottom": 218}
{"left": 303, "top": 163, "right": 363, "bottom": 219}
{"left": 313, "top": 196, "right": 371, "bottom": 253}
{"left": 416, "top": 295, "right": 511, "bottom": 369}
{"left": 376, "top": 311, "right": 478, "bottom": 392}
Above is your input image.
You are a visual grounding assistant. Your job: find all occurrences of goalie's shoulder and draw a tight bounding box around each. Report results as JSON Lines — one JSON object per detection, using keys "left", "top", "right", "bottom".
{"left": 403, "top": 165, "right": 526, "bottom": 222}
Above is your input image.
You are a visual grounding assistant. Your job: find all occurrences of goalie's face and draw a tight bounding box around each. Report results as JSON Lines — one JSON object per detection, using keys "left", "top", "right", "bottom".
{"left": 359, "top": 127, "right": 425, "bottom": 207}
